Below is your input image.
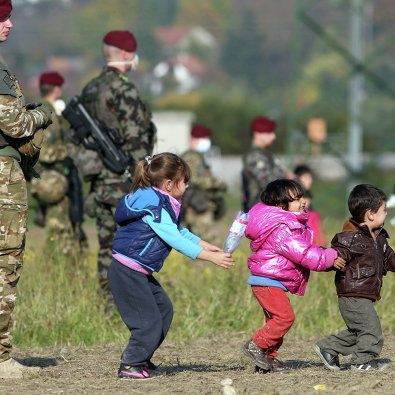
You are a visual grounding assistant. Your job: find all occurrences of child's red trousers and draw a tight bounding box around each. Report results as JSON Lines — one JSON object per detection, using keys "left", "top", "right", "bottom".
{"left": 251, "top": 286, "right": 295, "bottom": 357}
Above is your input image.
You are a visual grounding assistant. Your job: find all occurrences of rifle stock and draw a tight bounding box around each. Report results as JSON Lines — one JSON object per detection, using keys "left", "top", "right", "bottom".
{"left": 63, "top": 96, "right": 130, "bottom": 175}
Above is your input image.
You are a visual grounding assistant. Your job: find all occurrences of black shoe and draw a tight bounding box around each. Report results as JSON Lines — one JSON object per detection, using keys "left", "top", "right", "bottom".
{"left": 269, "top": 357, "right": 290, "bottom": 373}
{"left": 241, "top": 340, "right": 270, "bottom": 371}
{"left": 254, "top": 365, "right": 270, "bottom": 374}
{"left": 118, "top": 364, "right": 163, "bottom": 379}
{"left": 144, "top": 360, "right": 158, "bottom": 370}
{"left": 313, "top": 344, "right": 340, "bottom": 371}
{"left": 351, "top": 359, "right": 391, "bottom": 371}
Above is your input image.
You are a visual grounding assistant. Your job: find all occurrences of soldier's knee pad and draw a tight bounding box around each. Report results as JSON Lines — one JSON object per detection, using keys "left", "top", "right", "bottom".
{"left": 31, "top": 169, "right": 68, "bottom": 204}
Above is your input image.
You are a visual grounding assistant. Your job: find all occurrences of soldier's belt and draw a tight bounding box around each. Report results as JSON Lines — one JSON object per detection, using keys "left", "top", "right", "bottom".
{"left": 0, "top": 145, "right": 21, "bottom": 161}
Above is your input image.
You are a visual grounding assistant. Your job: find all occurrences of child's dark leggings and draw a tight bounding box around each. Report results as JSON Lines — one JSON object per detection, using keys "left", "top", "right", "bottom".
{"left": 108, "top": 258, "right": 173, "bottom": 366}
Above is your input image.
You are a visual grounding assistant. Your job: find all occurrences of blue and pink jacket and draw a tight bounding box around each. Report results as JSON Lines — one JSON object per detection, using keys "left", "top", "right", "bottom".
{"left": 112, "top": 187, "right": 203, "bottom": 273}
{"left": 245, "top": 203, "right": 337, "bottom": 295}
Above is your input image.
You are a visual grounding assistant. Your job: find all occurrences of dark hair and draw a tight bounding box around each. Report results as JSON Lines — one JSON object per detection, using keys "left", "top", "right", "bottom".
{"left": 39, "top": 83, "right": 56, "bottom": 97}
{"left": 348, "top": 184, "right": 387, "bottom": 223}
{"left": 294, "top": 164, "right": 313, "bottom": 178}
{"left": 130, "top": 152, "right": 191, "bottom": 192}
{"left": 260, "top": 179, "right": 305, "bottom": 210}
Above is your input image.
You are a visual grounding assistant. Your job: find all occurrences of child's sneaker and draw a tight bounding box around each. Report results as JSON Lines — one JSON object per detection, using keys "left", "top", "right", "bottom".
{"left": 351, "top": 359, "right": 391, "bottom": 371}
{"left": 269, "top": 357, "right": 290, "bottom": 373}
{"left": 118, "top": 363, "right": 163, "bottom": 379}
{"left": 313, "top": 344, "right": 340, "bottom": 371}
{"left": 241, "top": 340, "right": 270, "bottom": 371}
{"left": 144, "top": 360, "right": 158, "bottom": 370}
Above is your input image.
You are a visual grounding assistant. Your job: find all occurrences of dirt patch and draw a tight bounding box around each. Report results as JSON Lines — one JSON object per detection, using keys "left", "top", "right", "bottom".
{"left": 4, "top": 333, "right": 395, "bottom": 394}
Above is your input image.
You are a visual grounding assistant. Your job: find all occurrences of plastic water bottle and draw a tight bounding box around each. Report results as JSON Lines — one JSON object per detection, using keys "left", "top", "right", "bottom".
{"left": 223, "top": 211, "right": 249, "bottom": 253}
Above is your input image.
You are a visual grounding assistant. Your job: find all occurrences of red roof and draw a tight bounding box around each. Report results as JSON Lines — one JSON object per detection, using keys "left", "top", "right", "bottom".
{"left": 154, "top": 26, "right": 190, "bottom": 46}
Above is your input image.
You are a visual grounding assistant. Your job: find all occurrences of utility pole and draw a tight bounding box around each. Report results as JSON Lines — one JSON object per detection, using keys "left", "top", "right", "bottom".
{"left": 347, "top": 0, "right": 365, "bottom": 176}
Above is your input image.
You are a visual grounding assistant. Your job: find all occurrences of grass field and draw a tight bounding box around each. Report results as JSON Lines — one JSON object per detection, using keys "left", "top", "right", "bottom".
{"left": 14, "top": 176, "right": 395, "bottom": 348}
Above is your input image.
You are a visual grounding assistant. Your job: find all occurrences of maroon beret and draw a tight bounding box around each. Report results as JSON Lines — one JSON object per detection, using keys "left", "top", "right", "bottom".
{"left": 103, "top": 30, "right": 137, "bottom": 52}
{"left": 250, "top": 116, "right": 277, "bottom": 133}
{"left": 0, "top": 0, "right": 12, "bottom": 20}
{"left": 39, "top": 71, "right": 65, "bottom": 87}
{"left": 191, "top": 124, "right": 212, "bottom": 138}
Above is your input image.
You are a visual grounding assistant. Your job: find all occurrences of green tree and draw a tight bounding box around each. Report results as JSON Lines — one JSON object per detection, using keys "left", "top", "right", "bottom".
{"left": 219, "top": 9, "right": 266, "bottom": 92}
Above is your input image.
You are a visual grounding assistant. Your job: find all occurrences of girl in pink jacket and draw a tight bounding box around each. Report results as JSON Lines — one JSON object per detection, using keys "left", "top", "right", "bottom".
{"left": 241, "top": 179, "right": 344, "bottom": 373}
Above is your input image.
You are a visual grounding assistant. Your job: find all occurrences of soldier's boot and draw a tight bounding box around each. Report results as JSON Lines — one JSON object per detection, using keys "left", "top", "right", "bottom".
{"left": 0, "top": 358, "right": 41, "bottom": 379}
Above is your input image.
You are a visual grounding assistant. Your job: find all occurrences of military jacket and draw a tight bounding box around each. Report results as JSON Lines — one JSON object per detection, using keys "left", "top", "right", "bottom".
{"left": 182, "top": 150, "right": 226, "bottom": 191}
{"left": 242, "top": 145, "right": 286, "bottom": 211}
{"left": 39, "top": 99, "right": 68, "bottom": 164}
{"left": 0, "top": 61, "right": 48, "bottom": 146}
{"left": 79, "top": 66, "right": 156, "bottom": 205}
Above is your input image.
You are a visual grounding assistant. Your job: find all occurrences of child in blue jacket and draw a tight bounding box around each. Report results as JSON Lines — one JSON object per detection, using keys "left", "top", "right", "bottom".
{"left": 108, "top": 152, "right": 234, "bottom": 380}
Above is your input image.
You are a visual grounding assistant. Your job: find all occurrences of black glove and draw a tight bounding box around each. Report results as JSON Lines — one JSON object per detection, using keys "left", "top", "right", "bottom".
{"left": 26, "top": 102, "right": 42, "bottom": 110}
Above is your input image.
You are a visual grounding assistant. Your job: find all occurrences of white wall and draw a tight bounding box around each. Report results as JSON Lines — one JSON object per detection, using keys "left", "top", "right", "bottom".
{"left": 152, "top": 111, "right": 195, "bottom": 155}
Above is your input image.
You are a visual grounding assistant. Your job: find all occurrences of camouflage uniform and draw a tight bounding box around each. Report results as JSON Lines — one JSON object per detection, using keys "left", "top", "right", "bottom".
{"left": 242, "top": 145, "right": 286, "bottom": 212}
{"left": 79, "top": 66, "right": 156, "bottom": 294}
{"left": 31, "top": 99, "right": 78, "bottom": 255}
{"left": 181, "top": 149, "right": 227, "bottom": 243}
{"left": 0, "top": 61, "right": 49, "bottom": 362}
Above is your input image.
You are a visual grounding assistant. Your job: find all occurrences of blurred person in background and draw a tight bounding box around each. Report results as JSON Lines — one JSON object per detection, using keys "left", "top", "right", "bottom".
{"left": 0, "top": 0, "right": 52, "bottom": 378}
{"left": 385, "top": 188, "right": 395, "bottom": 226}
{"left": 242, "top": 116, "right": 293, "bottom": 212}
{"left": 76, "top": 30, "right": 156, "bottom": 300}
{"left": 294, "top": 165, "right": 327, "bottom": 246}
{"left": 31, "top": 71, "right": 87, "bottom": 255}
{"left": 181, "top": 124, "right": 227, "bottom": 243}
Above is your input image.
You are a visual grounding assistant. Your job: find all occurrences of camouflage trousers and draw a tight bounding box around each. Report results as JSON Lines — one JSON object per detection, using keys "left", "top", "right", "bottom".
{"left": 0, "top": 157, "right": 27, "bottom": 362}
{"left": 45, "top": 196, "right": 77, "bottom": 256}
{"left": 183, "top": 206, "right": 220, "bottom": 245}
{"left": 95, "top": 201, "right": 117, "bottom": 297}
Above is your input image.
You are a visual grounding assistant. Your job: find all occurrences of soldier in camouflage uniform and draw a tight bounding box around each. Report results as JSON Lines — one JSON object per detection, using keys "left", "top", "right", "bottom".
{"left": 0, "top": 0, "right": 52, "bottom": 378}
{"left": 181, "top": 124, "right": 227, "bottom": 243}
{"left": 78, "top": 30, "right": 156, "bottom": 297}
{"left": 31, "top": 71, "right": 83, "bottom": 255}
{"left": 242, "top": 116, "right": 293, "bottom": 212}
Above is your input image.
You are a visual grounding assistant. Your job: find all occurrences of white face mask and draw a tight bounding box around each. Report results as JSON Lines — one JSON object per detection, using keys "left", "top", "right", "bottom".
{"left": 195, "top": 138, "right": 212, "bottom": 153}
{"left": 107, "top": 53, "right": 139, "bottom": 70}
{"left": 54, "top": 99, "right": 66, "bottom": 116}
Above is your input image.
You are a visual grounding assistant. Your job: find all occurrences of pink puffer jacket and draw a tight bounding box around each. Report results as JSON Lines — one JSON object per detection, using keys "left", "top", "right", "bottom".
{"left": 245, "top": 203, "right": 337, "bottom": 295}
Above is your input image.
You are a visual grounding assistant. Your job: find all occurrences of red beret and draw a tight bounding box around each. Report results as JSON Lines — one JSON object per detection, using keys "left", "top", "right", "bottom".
{"left": 0, "top": 0, "right": 12, "bottom": 20}
{"left": 39, "top": 71, "right": 65, "bottom": 87}
{"left": 250, "top": 116, "right": 277, "bottom": 133}
{"left": 103, "top": 30, "right": 137, "bottom": 52}
{"left": 191, "top": 124, "right": 212, "bottom": 138}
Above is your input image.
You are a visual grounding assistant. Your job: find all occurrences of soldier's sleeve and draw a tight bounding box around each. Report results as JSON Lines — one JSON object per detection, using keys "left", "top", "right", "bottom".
{"left": 105, "top": 80, "right": 153, "bottom": 163}
{"left": 0, "top": 94, "right": 49, "bottom": 138}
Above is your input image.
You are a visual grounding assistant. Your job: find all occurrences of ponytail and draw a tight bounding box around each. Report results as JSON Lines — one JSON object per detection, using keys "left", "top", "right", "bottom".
{"left": 130, "top": 158, "right": 152, "bottom": 192}
{"left": 130, "top": 153, "right": 191, "bottom": 193}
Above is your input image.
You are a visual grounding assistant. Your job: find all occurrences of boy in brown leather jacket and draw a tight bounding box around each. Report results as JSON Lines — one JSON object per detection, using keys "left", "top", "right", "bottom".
{"left": 313, "top": 184, "right": 395, "bottom": 371}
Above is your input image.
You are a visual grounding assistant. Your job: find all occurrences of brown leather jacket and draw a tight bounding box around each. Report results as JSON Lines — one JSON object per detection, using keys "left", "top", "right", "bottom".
{"left": 331, "top": 219, "right": 395, "bottom": 300}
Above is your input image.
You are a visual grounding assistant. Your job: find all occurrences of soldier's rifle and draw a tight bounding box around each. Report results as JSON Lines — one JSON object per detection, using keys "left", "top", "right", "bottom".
{"left": 63, "top": 96, "right": 131, "bottom": 175}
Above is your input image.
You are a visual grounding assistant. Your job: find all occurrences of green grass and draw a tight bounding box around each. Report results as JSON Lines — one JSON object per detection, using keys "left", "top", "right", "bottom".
{"left": 14, "top": 178, "right": 395, "bottom": 347}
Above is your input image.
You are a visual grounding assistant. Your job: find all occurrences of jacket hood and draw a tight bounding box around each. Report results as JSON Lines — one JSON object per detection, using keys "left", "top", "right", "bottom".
{"left": 115, "top": 187, "right": 162, "bottom": 225}
{"left": 245, "top": 203, "right": 309, "bottom": 244}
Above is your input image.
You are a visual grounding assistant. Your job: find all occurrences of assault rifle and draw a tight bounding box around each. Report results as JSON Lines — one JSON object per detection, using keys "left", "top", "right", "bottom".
{"left": 63, "top": 96, "right": 130, "bottom": 175}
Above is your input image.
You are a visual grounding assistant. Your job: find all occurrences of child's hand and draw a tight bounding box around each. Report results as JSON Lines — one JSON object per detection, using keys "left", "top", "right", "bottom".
{"left": 333, "top": 256, "right": 346, "bottom": 269}
{"left": 198, "top": 240, "right": 223, "bottom": 252}
{"left": 198, "top": 250, "right": 235, "bottom": 269}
